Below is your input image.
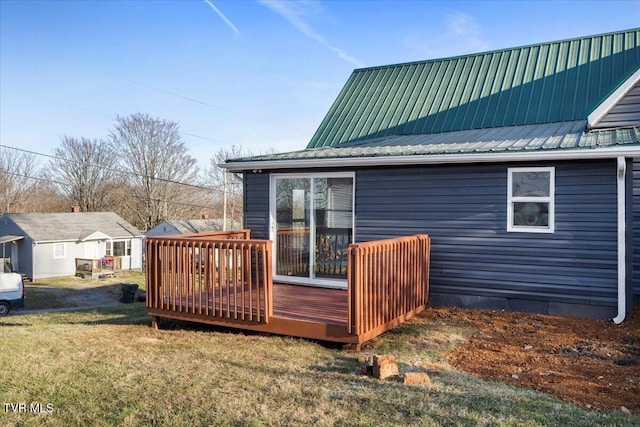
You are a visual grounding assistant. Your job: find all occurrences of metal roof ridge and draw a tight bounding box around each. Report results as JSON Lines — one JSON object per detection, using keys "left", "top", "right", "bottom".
{"left": 352, "top": 27, "right": 640, "bottom": 73}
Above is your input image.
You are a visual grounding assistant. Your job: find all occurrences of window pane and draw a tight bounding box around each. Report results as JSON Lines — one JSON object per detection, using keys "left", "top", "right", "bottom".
{"left": 512, "top": 172, "right": 550, "bottom": 197}
{"left": 275, "top": 178, "right": 310, "bottom": 277}
{"left": 315, "top": 178, "right": 353, "bottom": 279}
{"left": 513, "top": 202, "right": 549, "bottom": 227}
{"left": 113, "top": 241, "right": 126, "bottom": 256}
{"left": 315, "top": 178, "right": 353, "bottom": 229}
{"left": 54, "top": 243, "right": 65, "bottom": 258}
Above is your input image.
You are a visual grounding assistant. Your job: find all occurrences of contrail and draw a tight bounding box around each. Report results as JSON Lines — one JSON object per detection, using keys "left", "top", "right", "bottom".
{"left": 203, "top": 0, "right": 240, "bottom": 35}
{"left": 258, "top": 0, "right": 364, "bottom": 68}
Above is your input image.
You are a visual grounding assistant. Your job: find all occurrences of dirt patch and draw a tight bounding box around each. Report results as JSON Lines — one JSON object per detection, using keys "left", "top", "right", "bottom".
{"left": 419, "top": 306, "right": 640, "bottom": 414}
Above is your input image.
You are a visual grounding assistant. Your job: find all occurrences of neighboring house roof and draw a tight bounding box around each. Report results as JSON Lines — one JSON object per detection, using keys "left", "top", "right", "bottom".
{"left": 224, "top": 28, "right": 640, "bottom": 170}
{"left": 1, "top": 212, "right": 143, "bottom": 242}
{"left": 153, "top": 219, "right": 225, "bottom": 235}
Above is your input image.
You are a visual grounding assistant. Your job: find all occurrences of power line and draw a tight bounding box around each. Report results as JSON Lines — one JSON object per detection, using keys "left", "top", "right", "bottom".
{"left": 0, "top": 170, "right": 66, "bottom": 187}
{"left": 79, "top": 66, "right": 304, "bottom": 132}
{"left": 0, "top": 144, "right": 234, "bottom": 194}
{"left": 16, "top": 90, "right": 229, "bottom": 144}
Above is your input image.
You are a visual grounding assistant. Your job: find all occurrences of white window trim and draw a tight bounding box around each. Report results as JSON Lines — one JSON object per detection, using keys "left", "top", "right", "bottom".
{"left": 106, "top": 240, "right": 130, "bottom": 257}
{"left": 507, "top": 167, "right": 555, "bottom": 233}
{"left": 53, "top": 243, "right": 66, "bottom": 259}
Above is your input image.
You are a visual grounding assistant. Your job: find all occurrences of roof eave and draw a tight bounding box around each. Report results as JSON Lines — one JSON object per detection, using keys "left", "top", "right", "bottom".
{"left": 220, "top": 145, "right": 640, "bottom": 172}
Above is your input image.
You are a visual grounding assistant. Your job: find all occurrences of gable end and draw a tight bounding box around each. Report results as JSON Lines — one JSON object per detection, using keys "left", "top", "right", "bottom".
{"left": 588, "top": 68, "right": 640, "bottom": 130}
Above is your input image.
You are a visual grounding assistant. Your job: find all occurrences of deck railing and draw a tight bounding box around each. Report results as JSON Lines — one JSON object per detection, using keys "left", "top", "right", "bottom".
{"left": 146, "top": 230, "right": 430, "bottom": 343}
{"left": 276, "top": 227, "right": 352, "bottom": 277}
{"left": 276, "top": 228, "right": 309, "bottom": 276}
{"left": 146, "top": 233, "right": 273, "bottom": 324}
{"left": 347, "top": 234, "right": 431, "bottom": 336}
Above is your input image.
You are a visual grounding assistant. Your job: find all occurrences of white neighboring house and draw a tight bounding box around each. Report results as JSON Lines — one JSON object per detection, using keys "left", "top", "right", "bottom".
{"left": 0, "top": 212, "right": 144, "bottom": 280}
{"left": 145, "top": 218, "right": 240, "bottom": 238}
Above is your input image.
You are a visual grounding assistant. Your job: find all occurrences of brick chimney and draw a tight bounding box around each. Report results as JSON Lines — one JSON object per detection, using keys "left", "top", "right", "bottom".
{"left": 71, "top": 206, "right": 80, "bottom": 213}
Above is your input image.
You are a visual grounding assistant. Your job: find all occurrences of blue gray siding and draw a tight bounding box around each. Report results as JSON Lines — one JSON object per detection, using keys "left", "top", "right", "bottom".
{"left": 0, "top": 217, "right": 34, "bottom": 280}
{"left": 17, "top": 236, "right": 34, "bottom": 280}
{"left": 634, "top": 157, "right": 640, "bottom": 303}
{"left": 243, "top": 159, "right": 623, "bottom": 318}
{"left": 145, "top": 223, "right": 180, "bottom": 238}
{"left": 594, "top": 81, "right": 640, "bottom": 129}
{"left": 355, "top": 160, "right": 619, "bottom": 318}
{"left": 244, "top": 172, "right": 270, "bottom": 240}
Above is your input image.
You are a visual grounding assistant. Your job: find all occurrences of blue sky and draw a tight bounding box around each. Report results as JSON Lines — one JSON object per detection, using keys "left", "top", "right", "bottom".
{"left": 1, "top": 0, "right": 639, "bottom": 168}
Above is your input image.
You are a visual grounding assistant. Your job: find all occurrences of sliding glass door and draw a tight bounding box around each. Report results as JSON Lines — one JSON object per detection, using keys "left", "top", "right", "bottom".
{"left": 272, "top": 173, "right": 354, "bottom": 288}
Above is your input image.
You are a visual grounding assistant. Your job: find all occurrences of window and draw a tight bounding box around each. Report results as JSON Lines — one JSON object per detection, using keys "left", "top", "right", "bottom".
{"left": 53, "top": 243, "right": 66, "bottom": 259}
{"left": 507, "top": 167, "right": 554, "bottom": 233}
{"left": 106, "top": 240, "right": 130, "bottom": 257}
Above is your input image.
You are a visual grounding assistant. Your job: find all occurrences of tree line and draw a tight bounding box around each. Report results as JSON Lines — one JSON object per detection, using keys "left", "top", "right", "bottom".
{"left": 0, "top": 113, "right": 253, "bottom": 232}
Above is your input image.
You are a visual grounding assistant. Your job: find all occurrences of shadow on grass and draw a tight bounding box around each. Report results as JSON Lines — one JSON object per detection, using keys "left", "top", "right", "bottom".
{"left": 225, "top": 353, "right": 635, "bottom": 425}
{"left": 0, "top": 321, "right": 32, "bottom": 327}
{"left": 148, "top": 316, "right": 349, "bottom": 350}
{"left": 310, "top": 354, "right": 361, "bottom": 375}
{"left": 60, "top": 302, "right": 151, "bottom": 326}
{"left": 25, "top": 283, "right": 126, "bottom": 310}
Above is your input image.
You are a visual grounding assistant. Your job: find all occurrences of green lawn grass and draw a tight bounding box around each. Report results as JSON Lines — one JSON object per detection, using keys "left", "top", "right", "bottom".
{"left": 1, "top": 304, "right": 637, "bottom": 426}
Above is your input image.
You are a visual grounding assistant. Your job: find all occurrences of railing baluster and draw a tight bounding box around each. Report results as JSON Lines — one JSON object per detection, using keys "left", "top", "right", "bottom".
{"left": 191, "top": 242, "right": 196, "bottom": 314}
{"left": 232, "top": 242, "right": 238, "bottom": 320}
{"left": 347, "top": 234, "right": 431, "bottom": 338}
{"left": 205, "top": 242, "right": 211, "bottom": 317}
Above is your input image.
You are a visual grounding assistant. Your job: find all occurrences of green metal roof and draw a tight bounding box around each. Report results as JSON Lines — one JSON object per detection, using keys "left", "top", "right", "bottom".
{"left": 307, "top": 28, "right": 640, "bottom": 149}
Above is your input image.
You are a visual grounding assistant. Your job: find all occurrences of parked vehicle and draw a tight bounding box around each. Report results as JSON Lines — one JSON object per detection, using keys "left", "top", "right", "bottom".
{"left": 0, "top": 272, "right": 25, "bottom": 316}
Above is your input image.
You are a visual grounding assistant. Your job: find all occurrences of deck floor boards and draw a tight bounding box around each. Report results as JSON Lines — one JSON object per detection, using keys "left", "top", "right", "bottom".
{"left": 273, "top": 283, "right": 347, "bottom": 325}
{"left": 162, "top": 283, "right": 348, "bottom": 326}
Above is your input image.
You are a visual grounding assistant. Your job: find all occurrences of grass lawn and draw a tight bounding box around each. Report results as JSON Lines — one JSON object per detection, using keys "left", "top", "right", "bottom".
{"left": 23, "top": 272, "right": 146, "bottom": 311}
{"left": 1, "top": 303, "right": 637, "bottom": 426}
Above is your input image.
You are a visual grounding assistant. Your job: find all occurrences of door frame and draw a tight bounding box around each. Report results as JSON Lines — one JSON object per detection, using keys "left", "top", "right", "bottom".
{"left": 269, "top": 172, "right": 355, "bottom": 289}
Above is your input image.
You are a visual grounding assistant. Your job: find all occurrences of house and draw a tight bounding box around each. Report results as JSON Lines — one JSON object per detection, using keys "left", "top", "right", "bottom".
{"left": 220, "top": 28, "right": 640, "bottom": 322}
{"left": 0, "top": 211, "right": 144, "bottom": 280}
{"left": 145, "top": 217, "right": 240, "bottom": 238}
{"left": 635, "top": 159, "right": 640, "bottom": 304}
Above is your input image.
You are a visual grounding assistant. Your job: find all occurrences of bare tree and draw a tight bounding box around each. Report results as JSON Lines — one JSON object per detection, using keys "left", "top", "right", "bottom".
{"left": 0, "top": 146, "right": 39, "bottom": 214}
{"left": 109, "top": 113, "right": 200, "bottom": 231}
{"left": 48, "top": 136, "right": 117, "bottom": 212}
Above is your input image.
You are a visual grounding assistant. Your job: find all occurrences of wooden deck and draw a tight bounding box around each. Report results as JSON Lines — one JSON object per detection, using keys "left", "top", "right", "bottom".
{"left": 273, "top": 284, "right": 347, "bottom": 325}
{"left": 146, "top": 230, "right": 430, "bottom": 345}
{"left": 154, "top": 283, "right": 346, "bottom": 323}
